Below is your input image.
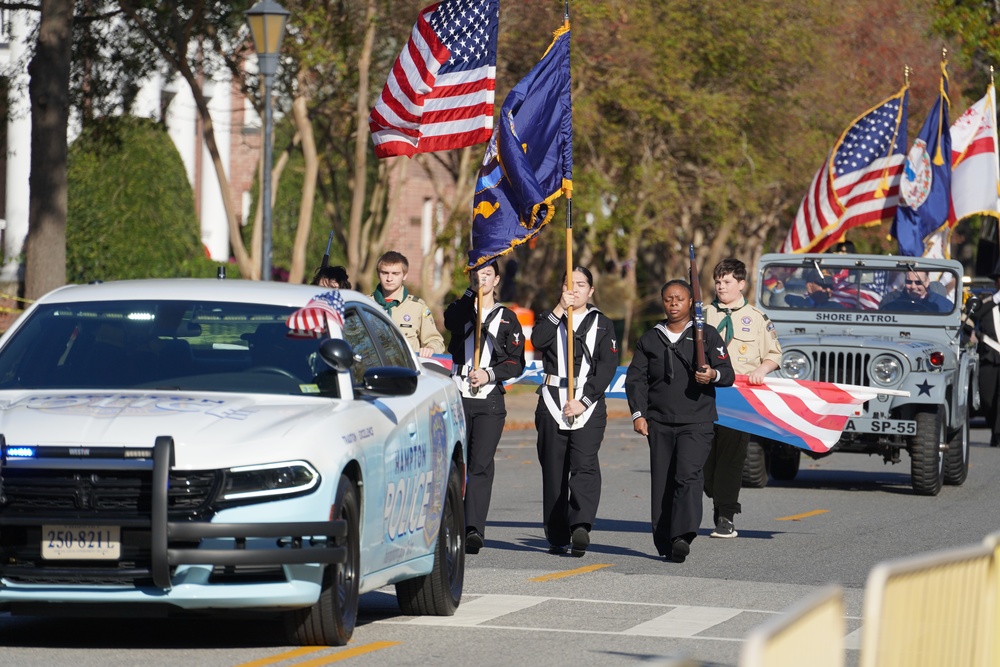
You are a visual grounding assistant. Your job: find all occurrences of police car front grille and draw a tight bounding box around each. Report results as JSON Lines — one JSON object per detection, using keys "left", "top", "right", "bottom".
{"left": 0, "top": 469, "right": 220, "bottom": 516}
{"left": 812, "top": 351, "right": 872, "bottom": 386}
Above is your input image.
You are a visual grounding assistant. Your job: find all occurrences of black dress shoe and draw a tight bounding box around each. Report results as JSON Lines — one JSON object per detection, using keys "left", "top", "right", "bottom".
{"left": 570, "top": 526, "right": 590, "bottom": 557}
{"left": 547, "top": 544, "right": 568, "bottom": 555}
{"left": 466, "top": 529, "right": 484, "bottom": 555}
{"left": 670, "top": 537, "right": 690, "bottom": 563}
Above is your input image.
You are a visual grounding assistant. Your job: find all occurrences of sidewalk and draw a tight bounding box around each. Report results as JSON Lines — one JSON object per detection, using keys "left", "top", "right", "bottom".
{"left": 503, "top": 384, "right": 631, "bottom": 430}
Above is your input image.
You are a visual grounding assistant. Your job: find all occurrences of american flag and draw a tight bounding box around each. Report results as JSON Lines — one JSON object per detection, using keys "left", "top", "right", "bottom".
{"left": 717, "top": 376, "right": 900, "bottom": 453}
{"left": 286, "top": 291, "right": 346, "bottom": 339}
{"left": 830, "top": 270, "right": 884, "bottom": 310}
{"left": 369, "top": 0, "right": 498, "bottom": 158}
{"left": 503, "top": 363, "right": 887, "bottom": 453}
{"left": 781, "top": 88, "right": 909, "bottom": 253}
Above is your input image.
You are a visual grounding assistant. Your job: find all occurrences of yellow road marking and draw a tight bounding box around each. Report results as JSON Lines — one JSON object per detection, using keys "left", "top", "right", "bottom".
{"left": 776, "top": 509, "right": 829, "bottom": 521}
{"left": 232, "top": 647, "right": 327, "bottom": 667}
{"left": 530, "top": 564, "right": 613, "bottom": 582}
{"left": 293, "top": 642, "right": 401, "bottom": 665}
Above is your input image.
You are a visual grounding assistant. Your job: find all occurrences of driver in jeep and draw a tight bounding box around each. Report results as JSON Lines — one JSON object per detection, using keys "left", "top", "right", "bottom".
{"left": 880, "top": 270, "right": 951, "bottom": 312}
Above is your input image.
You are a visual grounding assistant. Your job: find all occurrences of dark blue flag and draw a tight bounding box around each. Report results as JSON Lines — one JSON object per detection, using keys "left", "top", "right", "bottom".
{"left": 468, "top": 25, "right": 573, "bottom": 269}
{"left": 891, "top": 63, "right": 952, "bottom": 256}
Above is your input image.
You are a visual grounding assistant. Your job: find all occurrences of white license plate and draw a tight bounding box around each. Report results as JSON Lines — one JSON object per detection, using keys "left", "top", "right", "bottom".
{"left": 41, "top": 525, "right": 121, "bottom": 560}
{"left": 843, "top": 418, "right": 917, "bottom": 435}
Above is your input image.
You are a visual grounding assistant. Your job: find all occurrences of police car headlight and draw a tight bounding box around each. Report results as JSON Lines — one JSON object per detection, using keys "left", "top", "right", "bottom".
{"left": 221, "top": 461, "right": 320, "bottom": 502}
{"left": 781, "top": 351, "right": 811, "bottom": 380}
{"left": 870, "top": 354, "right": 902, "bottom": 386}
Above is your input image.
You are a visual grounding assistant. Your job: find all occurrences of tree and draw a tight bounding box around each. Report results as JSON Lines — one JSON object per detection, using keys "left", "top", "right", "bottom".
{"left": 24, "top": 0, "right": 74, "bottom": 301}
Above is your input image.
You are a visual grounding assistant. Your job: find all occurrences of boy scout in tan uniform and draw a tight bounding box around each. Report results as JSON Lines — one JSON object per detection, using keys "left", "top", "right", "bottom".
{"left": 370, "top": 251, "right": 445, "bottom": 357}
{"left": 703, "top": 258, "right": 781, "bottom": 538}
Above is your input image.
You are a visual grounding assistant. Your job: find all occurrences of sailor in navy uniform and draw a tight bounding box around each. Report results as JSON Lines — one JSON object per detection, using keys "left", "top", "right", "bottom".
{"left": 444, "top": 260, "right": 525, "bottom": 554}
{"left": 531, "top": 266, "right": 618, "bottom": 556}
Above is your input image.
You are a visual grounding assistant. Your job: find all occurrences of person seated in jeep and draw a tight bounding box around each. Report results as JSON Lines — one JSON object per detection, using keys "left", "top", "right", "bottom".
{"left": 785, "top": 270, "right": 845, "bottom": 310}
{"left": 879, "top": 270, "right": 952, "bottom": 313}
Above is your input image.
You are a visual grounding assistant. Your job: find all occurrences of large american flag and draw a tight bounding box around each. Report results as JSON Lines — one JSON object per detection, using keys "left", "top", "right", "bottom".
{"left": 369, "top": 0, "right": 498, "bottom": 158}
{"left": 495, "top": 361, "right": 889, "bottom": 453}
{"left": 781, "top": 88, "right": 909, "bottom": 253}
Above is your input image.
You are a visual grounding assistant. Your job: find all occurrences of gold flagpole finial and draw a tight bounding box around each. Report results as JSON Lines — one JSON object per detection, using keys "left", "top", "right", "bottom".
{"left": 991, "top": 65, "right": 995, "bottom": 86}
{"left": 904, "top": 65, "right": 910, "bottom": 87}
{"left": 942, "top": 47, "right": 948, "bottom": 62}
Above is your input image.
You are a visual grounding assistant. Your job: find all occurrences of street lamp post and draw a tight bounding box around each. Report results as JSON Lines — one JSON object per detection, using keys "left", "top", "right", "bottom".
{"left": 245, "top": 0, "right": 289, "bottom": 282}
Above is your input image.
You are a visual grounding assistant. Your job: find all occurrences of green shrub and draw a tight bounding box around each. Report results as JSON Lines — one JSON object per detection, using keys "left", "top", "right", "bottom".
{"left": 67, "top": 116, "right": 212, "bottom": 282}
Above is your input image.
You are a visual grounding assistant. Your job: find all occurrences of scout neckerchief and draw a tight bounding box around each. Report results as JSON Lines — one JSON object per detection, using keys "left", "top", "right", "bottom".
{"left": 457, "top": 303, "right": 505, "bottom": 399}
{"left": 374, "top": 285, "right": 408, "bottom": 316}
{"left": 711, "top": 296, "right": 748, "bottom": 345}
{"left": 541, "top": 306, "right": 603, "bottom": 430}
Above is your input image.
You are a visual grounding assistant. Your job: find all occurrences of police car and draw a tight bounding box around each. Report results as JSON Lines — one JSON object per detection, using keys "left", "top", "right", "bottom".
{"left": 0, "top": 279, "right": 467, "bottom": 645}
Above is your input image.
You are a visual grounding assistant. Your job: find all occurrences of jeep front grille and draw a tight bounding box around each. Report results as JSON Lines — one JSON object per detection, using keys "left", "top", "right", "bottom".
{"left": 811, "top": 350, "right": 872, "bottom": 386}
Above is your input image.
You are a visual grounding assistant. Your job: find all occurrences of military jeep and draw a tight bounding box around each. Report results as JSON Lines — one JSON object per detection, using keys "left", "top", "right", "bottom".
{"left": 747, "top": 253, "right": 978, "bottom": 496}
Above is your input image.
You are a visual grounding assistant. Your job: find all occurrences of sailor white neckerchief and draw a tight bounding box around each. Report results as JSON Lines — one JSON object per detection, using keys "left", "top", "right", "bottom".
{"left": 454, "top": 302, "right": 504, "bottom": 399}
{"left": 541, "top": 306, "right": 602, "bottom": 430}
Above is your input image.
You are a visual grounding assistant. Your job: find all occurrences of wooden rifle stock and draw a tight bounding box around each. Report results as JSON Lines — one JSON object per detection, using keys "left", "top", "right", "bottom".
{"left": 689, "top": 244, "right": 707, "bottom": 369}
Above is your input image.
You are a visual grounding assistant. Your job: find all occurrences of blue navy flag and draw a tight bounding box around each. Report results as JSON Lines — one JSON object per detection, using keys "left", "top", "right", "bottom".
{"left": 468, "top": 25, "right": 573, "bottom": 269}
{"left": 891, "top": 62, "right": 952, "bottom": 257}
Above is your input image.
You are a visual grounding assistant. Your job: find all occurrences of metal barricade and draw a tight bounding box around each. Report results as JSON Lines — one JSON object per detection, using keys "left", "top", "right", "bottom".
{"left": 739, "top": 585, "right": 845, "bottom": 667}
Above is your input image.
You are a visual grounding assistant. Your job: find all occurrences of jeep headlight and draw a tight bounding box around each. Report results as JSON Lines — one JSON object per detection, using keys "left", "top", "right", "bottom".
{"left": 221, "top": 461, "right": 320, "bottom": 501}
{"left": 870, "top": 354, "right": 902, "bottom": 386}
{"left": 781, "top": 351, "right": 811, "bottom": 380}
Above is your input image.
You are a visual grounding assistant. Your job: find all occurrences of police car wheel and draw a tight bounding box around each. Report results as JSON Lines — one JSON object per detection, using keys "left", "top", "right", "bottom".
{"left": 943, "top": 416, "right": 969, "bottom": 486}
{"left": 285, "top": 474, "right": 360, "bottom": 645}
{"left": 910, "top": 408, "right": 944, "bottom": 496}
{"left": 741, "top": 441, "right": 769, "bottom": 488}
{"left": 395, "top": 461, "right": 465, "bottom": 616}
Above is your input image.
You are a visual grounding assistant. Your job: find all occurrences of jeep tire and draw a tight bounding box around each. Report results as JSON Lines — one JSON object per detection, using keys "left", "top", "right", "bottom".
{"left": 910, "top": 407, "right": 944, "bottom": 496}
{"left": 769, "top": 444, "right": 801, "bottom": 481}
{"left": 943, "top": 414, "right": 970, "bottom": 486}
{"left": 742, "top": 441, "right": 769, "bottom": 488}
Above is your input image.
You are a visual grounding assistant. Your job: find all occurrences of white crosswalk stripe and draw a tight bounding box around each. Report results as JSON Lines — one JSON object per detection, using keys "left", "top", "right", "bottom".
{"left": 379, "top": 593, "right": 862, "bottom": 646}
{"left": 622, "top": 605, "right": 743, "bottom": 638}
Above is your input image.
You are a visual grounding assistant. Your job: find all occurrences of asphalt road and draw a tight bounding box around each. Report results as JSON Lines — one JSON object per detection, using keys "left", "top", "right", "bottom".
{"left": 3, "top": 416, "right": 999, "bottom": 667}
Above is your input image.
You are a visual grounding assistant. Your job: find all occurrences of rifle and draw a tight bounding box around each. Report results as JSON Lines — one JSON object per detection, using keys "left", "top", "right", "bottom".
{"left": 689, "top": 244, "right": 707, "bottom": 369}
{"left": 321, "top": 232, "right": 334, "bottom": 269}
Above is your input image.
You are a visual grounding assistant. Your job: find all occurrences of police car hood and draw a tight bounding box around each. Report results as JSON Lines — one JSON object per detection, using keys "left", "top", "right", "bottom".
{"left": 0, "top": 390, "right": 339, "bottom": 468}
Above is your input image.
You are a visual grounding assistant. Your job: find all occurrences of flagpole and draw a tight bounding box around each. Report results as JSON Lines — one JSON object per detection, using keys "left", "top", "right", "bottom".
{"left": 561, "top": 2, "right": 575, "bottom": 427}
{"left": 471, "top": 284, "right": 483, "bottom": 396}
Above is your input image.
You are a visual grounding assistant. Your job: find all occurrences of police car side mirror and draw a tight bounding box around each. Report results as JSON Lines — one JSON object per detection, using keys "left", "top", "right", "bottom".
{"left": 319, "top": 338, "right": 355, "bottom": 373}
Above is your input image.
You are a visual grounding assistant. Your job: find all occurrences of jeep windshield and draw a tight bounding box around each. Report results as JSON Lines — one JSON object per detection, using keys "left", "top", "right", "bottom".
{"left": 759, "top": 264, "right": 959, "bottom": 315}
{"left": 0, "top": 300, "right": 339, "bottom": 396}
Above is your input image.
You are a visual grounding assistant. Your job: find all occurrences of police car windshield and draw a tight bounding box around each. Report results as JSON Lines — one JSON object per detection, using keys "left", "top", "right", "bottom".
{"left": 0, "top": 300, "right": 339, "bottom": 396}
{"left": 759, "top": 265, "right": 958, "bottom": 314}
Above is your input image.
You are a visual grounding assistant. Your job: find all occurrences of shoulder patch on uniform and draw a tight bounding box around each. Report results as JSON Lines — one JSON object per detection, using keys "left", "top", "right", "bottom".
{"left": 766, "top": 321, "right": 775, "bottom": 332}
{"left": 424, "top": 308, "right": 433, "bottom": 317}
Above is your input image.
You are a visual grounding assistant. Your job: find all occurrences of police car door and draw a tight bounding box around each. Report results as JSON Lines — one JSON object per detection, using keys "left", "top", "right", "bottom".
{"left": 347, "top": 306, "right": 438, "bottom": 571}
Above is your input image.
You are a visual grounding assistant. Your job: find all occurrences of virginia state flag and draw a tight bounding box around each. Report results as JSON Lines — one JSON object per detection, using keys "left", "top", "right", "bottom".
{"left": 891, "top": 62, "right": 952, "bottom": 257}
{"left": 468, "top": 24, "right": 573, "bottom": 269}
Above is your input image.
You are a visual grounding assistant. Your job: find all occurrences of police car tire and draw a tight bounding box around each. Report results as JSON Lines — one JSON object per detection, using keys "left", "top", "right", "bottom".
{"left": 395, "top": 462, "right": 465, "bottom": 616}
{"left": 741, "top": 441, "right": 769, "bottom": 488}
{"left": 910, "top": 408, "right": 944, "bottom": 496}
{"left": 943, "top": 416, "right": 970, "bottom": 486}
{"left": 285, "top": 475, "right": 360, "bottom": 646}
{"left": 769, "top": 445, "right": 800, "bottom": 481}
